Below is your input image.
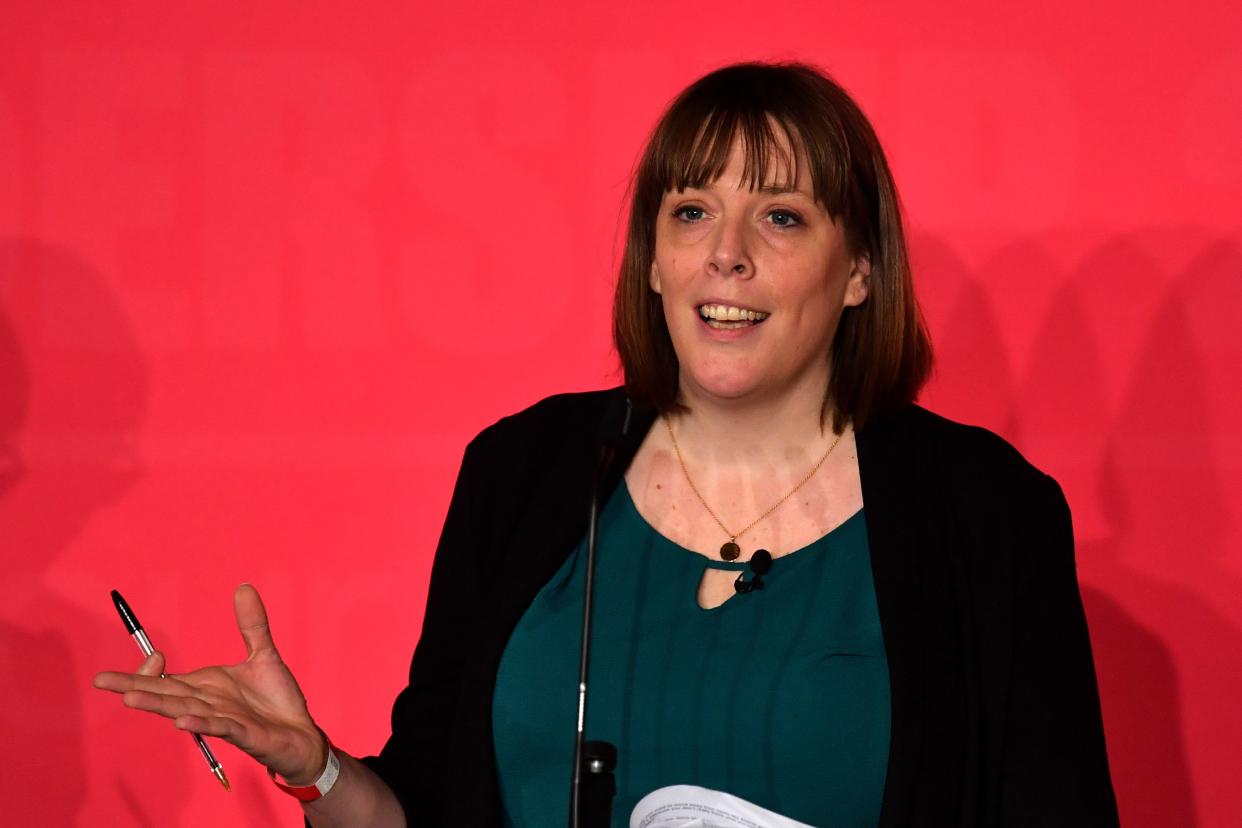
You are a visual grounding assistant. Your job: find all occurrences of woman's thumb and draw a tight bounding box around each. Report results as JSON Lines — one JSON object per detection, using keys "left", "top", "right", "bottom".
{"left": 234, "top": 583, "right": 277, "bottom": 658}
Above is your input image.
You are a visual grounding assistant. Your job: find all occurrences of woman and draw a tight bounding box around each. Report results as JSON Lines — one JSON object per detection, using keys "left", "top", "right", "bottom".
{"left": 95, "top": 62, "right": 1118, "bottom": 826}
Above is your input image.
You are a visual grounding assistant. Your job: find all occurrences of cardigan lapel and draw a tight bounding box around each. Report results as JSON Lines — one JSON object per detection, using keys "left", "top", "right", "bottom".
{"left": 453, "top": 390, "right": 656, "bottom": 822}
{"left": 496, "top": 390, "right": 656, "bottom": 621}
{"left": 857, "top": 406, "right": 926, "bottom": 828}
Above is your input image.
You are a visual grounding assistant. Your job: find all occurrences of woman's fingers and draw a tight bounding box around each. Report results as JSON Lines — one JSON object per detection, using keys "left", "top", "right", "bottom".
{"left": 136, "top": 650, "right": 165, "bottom": 677}
{"left": 233, "top": 583, "right": 277, "bottom": 659}
{"left": 174, "top": 714, "right": 244, "bottom": 743}
{"left": 122, "top": 687, "right": 216, "bottom": 720}
{"left": 93, "top": 670, "right": 199, "bottom": 697}
{"left": 101, "top": 676, "right": 255, "bottom": 749}
{"left": 93, "top": 670, "right": 125, "bottom": 692}
{"left": 91, "top": 650, "right": 166, "bottom": 691}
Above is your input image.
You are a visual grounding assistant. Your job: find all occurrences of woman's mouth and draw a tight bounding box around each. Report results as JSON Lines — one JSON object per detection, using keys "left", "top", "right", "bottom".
{"left": 697, "top": 303, "right": 770, "bottom": 330}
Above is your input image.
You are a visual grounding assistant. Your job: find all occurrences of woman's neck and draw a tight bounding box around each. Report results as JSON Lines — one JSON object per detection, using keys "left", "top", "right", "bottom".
{"left": 668, "top": 381, "right": 842, "bottom": 468}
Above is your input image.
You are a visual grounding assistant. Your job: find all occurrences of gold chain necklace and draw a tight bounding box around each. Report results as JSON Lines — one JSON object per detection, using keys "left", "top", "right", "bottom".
{"left": 663, "top": 415, "right": 843, "bottom": 561}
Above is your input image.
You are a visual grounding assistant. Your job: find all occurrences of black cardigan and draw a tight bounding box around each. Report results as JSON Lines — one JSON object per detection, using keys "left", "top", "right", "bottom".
{"left": 363, "top": 388, "right": 1118, "bottom": 826}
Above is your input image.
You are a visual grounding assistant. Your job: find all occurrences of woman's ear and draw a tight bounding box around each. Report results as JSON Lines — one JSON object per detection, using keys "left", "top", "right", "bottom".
{"left": 649, "top": 261, "right": 662, "bottom": 294}
{"left": 843, "top": 253, "right": 870, "bottom": 307}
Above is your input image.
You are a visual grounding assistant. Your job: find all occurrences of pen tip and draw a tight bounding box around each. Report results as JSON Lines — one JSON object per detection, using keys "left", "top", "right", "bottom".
{"left": 214, "top": 766, "right": 231, "bottom": 792}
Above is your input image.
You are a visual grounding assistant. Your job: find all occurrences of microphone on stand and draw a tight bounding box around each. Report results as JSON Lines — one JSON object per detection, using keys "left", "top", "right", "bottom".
{"left": 569, "top": 396, "right": 631, "bottom": 828}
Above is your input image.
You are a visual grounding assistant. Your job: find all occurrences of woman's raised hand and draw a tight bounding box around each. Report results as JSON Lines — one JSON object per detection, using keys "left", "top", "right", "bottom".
{"left": 93, "top": 584, "right": 328, "bottom": 784}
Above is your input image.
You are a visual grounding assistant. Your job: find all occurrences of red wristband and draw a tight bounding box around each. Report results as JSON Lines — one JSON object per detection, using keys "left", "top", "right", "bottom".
{"left": 268, "top": 740, "right": 340, "bottom": 802}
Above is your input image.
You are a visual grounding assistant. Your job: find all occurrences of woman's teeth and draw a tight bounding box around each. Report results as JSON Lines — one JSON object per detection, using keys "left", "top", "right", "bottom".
{"left": 698, "top": 304, "right": 769, "bottom": 329}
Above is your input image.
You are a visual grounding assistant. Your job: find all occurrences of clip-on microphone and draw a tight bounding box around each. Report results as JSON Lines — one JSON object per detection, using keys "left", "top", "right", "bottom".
{"left": 734, "top": 548, "right": 773, "bottom": 594}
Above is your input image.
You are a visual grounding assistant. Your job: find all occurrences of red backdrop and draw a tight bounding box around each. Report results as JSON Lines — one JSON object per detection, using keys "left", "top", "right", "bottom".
{"left": 2, "top": 1, "right": 1240, "bottom": 825}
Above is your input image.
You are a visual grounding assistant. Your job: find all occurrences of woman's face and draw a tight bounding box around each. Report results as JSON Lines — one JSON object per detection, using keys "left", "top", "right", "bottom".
{"left": 650, "top": 137, "right": 869, "bottom": 408}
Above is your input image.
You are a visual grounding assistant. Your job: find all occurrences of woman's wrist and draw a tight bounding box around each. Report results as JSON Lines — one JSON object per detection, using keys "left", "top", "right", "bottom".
{"left": 281, "top": 726, "right": 331, "bottom": 787}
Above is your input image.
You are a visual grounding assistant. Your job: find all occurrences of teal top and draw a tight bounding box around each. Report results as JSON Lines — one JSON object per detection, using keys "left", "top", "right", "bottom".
{"left": 492, "top": 482, "right": 890, "bottom": 828}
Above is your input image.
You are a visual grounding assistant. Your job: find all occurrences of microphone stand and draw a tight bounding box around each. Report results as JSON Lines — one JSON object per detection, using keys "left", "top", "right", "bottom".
{"left": 568, "top": 439, "right": 619, "bottom": 828}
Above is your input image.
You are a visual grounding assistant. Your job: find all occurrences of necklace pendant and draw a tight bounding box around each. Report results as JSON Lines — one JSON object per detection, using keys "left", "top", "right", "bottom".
{"left": 720, "top": 540, "right": 741, "bottom": 561}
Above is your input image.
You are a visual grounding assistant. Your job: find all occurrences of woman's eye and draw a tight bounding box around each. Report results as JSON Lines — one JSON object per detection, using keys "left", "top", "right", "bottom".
{"left": 671, "top": 206, "right": 801, "bottom": 227}
{"left": 768, "top": 210, "right": 802, "bottom": 228}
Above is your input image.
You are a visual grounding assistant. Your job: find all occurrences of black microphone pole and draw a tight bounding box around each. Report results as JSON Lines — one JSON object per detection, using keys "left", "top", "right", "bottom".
{"left": 569, "top": 432, "right": 621, "bottom": 828}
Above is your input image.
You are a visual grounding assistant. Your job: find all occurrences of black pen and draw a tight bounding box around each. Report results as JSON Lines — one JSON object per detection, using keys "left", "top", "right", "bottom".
{"left": 111, "top": 589, "right": 231, "bottom": 792}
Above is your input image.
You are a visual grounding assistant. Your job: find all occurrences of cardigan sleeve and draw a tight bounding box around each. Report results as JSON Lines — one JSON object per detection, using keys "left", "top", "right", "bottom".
{"left": 1000, "top": 473, "right": 1119, "bottom": 825}
{"left": 358, "top": 435, "right": 488, "bottom": 822}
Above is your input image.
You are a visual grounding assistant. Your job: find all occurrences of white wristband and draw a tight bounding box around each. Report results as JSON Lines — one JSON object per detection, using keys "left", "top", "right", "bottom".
{"left": 269, "top": 740, "right": 340, "bottom": 802}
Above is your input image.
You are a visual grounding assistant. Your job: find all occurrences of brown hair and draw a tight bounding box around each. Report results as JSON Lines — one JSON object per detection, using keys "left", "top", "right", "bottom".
{"left": 612, "top": 61, "right": 932, "bottom": 433}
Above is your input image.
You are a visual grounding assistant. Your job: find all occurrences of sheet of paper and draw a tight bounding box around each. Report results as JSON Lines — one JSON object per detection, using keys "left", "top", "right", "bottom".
{"left": 630, "top": 784, "right": 817, "bottom": 828}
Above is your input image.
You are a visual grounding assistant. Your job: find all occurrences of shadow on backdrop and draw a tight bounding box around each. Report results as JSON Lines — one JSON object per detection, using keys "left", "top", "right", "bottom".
{"left": 1097, "top": 238, "right": 1242, "bottom": 825}
{"left": 1011, "top": 237, "right": 1228, "bottom": 826}
{"left": 912, "top": 233, "right": 1202, "bottom": 826}
{"left": 0, "top": 238, "right": 190, "bottom": 824}
{"left": 909, "top": 234, "right": 1015, "bottom": 430}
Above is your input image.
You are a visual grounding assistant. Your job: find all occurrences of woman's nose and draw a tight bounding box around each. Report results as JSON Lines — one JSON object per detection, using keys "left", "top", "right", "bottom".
{"left": 707, "top": 217, "right": 754, "bottom": 278}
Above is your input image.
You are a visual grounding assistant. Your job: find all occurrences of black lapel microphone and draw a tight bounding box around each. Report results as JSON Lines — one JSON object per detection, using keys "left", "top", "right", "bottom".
{"left": 734, "top": 548, "right": 773, "bottom": 594}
